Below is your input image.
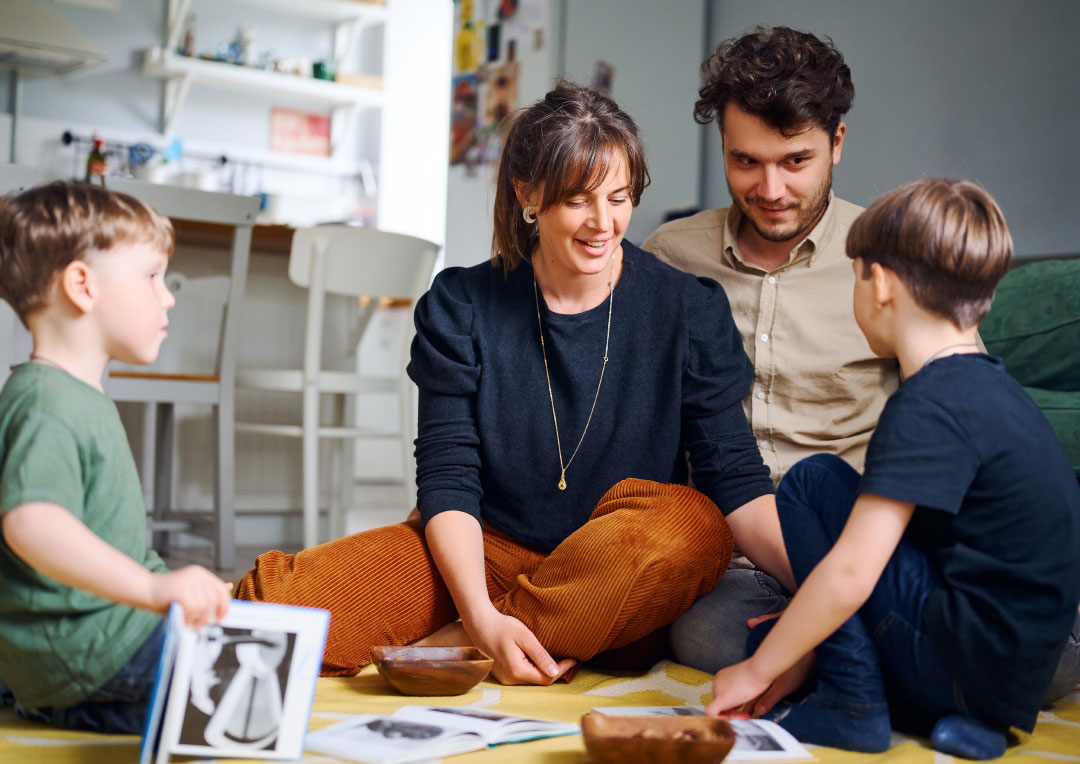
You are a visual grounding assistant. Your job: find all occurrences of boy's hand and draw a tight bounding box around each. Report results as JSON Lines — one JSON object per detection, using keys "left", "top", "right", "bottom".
{"left": 150, "top": 566, "right": 233, "bottom": 630}
{"left": 706, "top": 659, "right": 774, "bottom": 717}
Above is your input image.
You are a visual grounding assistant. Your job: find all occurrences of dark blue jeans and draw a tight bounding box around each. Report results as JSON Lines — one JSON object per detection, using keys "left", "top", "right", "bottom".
{"left": 777, "top": 454, "right": 974, "bottom": 731}
{"left": 15, "top": 616, "right": 167, "bottom": 735}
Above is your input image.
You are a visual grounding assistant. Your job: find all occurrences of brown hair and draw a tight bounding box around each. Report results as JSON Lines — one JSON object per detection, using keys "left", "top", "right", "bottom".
{"left": 695, "top": 26, "right": 854, "bottom": 138}
{"left": 846, "top": 178, "right": 1013, "bottom": 329}
{"left": 0, "top": 181, "right": 174, "bottom": 325}
{"left": 491, "top": 80, "right": 650, "bottom": 273}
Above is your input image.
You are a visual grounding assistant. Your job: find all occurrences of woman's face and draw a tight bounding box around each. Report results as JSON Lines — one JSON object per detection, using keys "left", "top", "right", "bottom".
{"left": 530, "top": 153, "right": 632, "bottom": 280}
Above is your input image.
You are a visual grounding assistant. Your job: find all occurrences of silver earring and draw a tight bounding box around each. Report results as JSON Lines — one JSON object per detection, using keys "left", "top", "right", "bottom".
{"left": 522, "top": 205, "right": 536, "bottom": 224}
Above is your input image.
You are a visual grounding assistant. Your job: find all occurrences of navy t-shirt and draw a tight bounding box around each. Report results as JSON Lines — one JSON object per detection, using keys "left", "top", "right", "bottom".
{"left": 860, "top": 353, "right": 1080, "bottom": 731}
{"left": 406, "top": 242, "right": 774, "bottom": 552}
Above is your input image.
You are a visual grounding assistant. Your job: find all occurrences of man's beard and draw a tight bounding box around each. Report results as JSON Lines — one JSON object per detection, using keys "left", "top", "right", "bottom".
{"left": 729, "top": 165, "right": 832, "bottom": 244}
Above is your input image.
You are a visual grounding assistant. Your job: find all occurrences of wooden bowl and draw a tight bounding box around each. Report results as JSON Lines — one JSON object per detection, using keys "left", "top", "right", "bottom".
{"left": 370, "top": 646, "right": 494, "bottom": 696}
{"left": 581, "top": 713, "right": 736, "bottom": 764}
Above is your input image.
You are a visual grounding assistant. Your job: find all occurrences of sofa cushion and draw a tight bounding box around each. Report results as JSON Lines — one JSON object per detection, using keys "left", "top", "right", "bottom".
{"left": 981, "top": 258, "right": 1080, "bottom": 391}
{"left": 1024, "top": 386, "right": 1080, "bottom": 477}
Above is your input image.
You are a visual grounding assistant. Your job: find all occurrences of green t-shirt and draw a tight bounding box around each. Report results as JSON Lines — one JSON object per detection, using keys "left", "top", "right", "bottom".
{"left": 0, "top": 363, "right": 166, "bottom": 709}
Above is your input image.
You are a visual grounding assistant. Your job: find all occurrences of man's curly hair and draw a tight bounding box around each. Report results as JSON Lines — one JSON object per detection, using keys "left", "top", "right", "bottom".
{"left": 695, "top": 26, "right": 854, "bottom": 138}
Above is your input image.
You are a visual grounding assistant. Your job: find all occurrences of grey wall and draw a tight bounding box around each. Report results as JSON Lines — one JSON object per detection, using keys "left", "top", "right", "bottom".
{"left": 561, "top": 0, "right": 705, "bottom": 245}
{"left": 704, "top": 0, "right": 1080, "bottom": 258}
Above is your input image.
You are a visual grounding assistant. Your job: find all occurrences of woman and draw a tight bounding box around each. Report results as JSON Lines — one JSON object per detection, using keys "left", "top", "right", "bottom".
{"left": 235, "top": 82, "right": 775, "bottom": 685}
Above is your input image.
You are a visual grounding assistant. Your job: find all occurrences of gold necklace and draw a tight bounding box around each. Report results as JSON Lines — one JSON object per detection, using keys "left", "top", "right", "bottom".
{"left": 532, "top": 253, "right": 615, "bottom": 491}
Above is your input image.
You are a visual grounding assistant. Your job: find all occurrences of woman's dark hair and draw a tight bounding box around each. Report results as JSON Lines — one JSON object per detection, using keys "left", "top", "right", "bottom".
{"left": 695, "top": 25, "right": 854, "bottom": 138}
{"left": 491, "top": 80, "right": 650, "bottom": 273}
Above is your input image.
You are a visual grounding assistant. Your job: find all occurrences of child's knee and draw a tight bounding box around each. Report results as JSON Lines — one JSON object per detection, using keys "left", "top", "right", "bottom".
{"left": 778, "top": 454, "right": 860, "bottom": 528}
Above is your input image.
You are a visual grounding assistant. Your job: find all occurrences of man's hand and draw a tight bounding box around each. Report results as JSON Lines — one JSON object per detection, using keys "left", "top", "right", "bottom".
{"left": 463, "top": 608, "right": 576, "bottom": 685}
{"left": 149, "top": 566, "right": 233, "bottom": 630}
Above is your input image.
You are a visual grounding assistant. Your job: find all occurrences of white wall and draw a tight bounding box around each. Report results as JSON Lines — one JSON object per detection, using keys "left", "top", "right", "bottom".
{"left": 443, "top": 0, "right": 562, "bottom": 269}
{"left": 560, "top": 0, "right": 705, "bottom": 245}
{"left": 704, "top": 0, "right": 1080, "bottom": 258}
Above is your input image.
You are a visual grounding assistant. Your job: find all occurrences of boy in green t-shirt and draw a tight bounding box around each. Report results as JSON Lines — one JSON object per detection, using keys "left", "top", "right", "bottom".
{"left": 0, "top": 181, "right": 232, "bottom": 734}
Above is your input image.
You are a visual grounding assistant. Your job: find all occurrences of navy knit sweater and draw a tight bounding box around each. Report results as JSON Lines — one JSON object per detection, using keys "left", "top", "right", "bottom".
{"left": 407, "top": 242, "right": 773, "bottom": 552}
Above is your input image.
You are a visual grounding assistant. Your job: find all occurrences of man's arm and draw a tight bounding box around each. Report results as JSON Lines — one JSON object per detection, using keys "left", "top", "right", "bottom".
{"left": 2, "top": 502, "right": 231, "bottom": 629}
{"left": 725, "top": 494, "right": 796, "bottom": 593}
{"left": 707, "top": 493, "right": 914, "bottom": 714}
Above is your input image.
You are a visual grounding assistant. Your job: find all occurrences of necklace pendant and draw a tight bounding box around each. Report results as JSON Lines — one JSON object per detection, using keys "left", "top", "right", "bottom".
{"left": 558, "top": 472, "right": 567, "bottom": 491}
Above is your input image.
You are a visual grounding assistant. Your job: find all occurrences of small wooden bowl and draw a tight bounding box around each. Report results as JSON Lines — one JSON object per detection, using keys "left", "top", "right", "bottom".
{"left": 581, "top": 713, "right": 736, "bottom": 764}
{"left": 370, "top": 646, "right": 494, "bottom": 696}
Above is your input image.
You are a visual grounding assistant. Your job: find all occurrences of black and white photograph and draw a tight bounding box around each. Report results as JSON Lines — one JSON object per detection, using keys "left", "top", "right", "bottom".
{"left": 178, "top": 625, "right": 296, "bottom": 752}
{"left": 146, "top": 600, "right": 329, "bottom": 764}
{"left": 344, "top": 718, "right": 447, "bottom": 744}
{"left": 731, "top": 720, "right": 784, "bottom": 752}
{"left": 430, "top": 706, "right": 508, "bottom": 723}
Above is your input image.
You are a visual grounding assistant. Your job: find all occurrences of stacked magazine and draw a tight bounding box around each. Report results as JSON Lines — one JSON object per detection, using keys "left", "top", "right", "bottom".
{"left": 305, "top": 706, "right": 579, "bottom": 764}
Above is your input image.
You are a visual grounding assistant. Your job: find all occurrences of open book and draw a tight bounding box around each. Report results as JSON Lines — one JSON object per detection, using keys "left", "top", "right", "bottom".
{"left": 139, "top": 600, "right": 330, "bottom": 764}
{"left": 594, "top": 707, "right": 814, "bottom": 762}
{"left": 305, "top": 706, "right": 579, "bottom": 764}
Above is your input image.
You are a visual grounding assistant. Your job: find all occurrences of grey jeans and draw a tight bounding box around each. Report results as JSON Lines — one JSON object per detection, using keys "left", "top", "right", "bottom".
{"left": 670, "top": 567, "right": 1080, "bottom": 706}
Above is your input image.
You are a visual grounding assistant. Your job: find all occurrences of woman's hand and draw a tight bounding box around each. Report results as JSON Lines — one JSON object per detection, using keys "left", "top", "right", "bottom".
{"left": 463, "top": 607, "right": 576, "bottom": 685}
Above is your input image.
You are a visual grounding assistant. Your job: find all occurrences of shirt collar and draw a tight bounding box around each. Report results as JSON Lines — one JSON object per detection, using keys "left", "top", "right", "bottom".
{"left": 722, "top": 190, "right": 839, "bottom": 271}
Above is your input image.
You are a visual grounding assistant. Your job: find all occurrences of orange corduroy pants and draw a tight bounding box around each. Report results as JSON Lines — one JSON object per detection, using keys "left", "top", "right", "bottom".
{"left": 234, "top": 478, "right": 733, "bottom": 676}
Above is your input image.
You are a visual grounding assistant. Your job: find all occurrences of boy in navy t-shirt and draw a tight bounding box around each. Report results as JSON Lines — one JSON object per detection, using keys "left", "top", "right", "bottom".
{"left": 704, "top": 178, "right": 1080, "bottom": 759}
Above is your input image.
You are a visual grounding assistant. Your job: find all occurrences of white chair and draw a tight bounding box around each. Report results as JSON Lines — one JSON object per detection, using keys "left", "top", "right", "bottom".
{"left": 235, "top": 225, "right": 440, "bottom": 550}
{"left": 103, "top": 178, "right": 259, "bottom": 571}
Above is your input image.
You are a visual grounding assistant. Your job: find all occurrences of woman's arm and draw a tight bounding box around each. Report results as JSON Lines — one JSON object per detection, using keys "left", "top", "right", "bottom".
{"left": 2, "top": 502, "right": 232, "bottom": 629}
{"left": 424, "top": 510, "right": 571, "bottom": 684}
{"left": 706, "top": 493, "right": 914, "bottom": 715}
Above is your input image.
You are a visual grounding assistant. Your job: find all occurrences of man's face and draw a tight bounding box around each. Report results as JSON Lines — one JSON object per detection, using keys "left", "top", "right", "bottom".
{"left": 722, "top": 103, "right": 845, "bottom": 245}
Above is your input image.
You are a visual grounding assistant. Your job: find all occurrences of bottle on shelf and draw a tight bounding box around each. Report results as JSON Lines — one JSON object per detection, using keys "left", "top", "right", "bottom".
{"left": 180, "top": 12, "right": 196, "bottom": 56}
{"left": 85, "top": 138, "right": 107, "bottom": 185}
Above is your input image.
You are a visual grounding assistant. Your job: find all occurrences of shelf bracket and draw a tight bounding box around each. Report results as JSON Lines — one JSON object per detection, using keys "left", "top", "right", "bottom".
{"left": 161, "top": 72, "right": 194, "bottom": 136}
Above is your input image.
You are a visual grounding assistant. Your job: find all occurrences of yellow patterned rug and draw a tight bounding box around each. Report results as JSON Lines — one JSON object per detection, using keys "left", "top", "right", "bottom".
{"left": 2, "top": 661, "right": 1077, "bottom": 763}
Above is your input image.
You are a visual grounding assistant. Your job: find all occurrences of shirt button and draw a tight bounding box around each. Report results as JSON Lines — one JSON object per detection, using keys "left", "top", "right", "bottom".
{"left": 760, "top": 333, "right": 769, "bottom": 342}
{"left": 758, "top": 440, "right": 770, "bottom": 450}
{"left": 756, "top": 391, "right": 766, "bottom": 400}
{"left": 767, "top": 276, "right": 777, "bottom": 284}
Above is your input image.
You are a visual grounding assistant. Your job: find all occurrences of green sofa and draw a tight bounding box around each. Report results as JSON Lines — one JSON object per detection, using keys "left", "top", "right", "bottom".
{"left": 980, "top": 257, "right": 1080, "bottom": 477}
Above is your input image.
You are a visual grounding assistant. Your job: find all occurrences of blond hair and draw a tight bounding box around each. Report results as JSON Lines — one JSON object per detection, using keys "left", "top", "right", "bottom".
{"left": 0, "top": 181, "right": 173, "bottom": 324}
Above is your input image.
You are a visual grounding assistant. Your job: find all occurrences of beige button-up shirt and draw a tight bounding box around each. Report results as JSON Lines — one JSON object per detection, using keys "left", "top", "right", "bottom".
{"left": 643, "top": 195, "right": 900, "bottom": 483}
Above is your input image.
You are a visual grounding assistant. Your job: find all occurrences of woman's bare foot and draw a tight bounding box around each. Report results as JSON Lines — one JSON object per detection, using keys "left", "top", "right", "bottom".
{"left": 413, "top": 620, "right": 472, "bottom": 646}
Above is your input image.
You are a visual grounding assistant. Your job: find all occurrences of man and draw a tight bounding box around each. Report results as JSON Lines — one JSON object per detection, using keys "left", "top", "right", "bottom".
{"left": 644, "top": 26, "right": 891, "bottom": 673}
{"left": 646, "top": 28, "right": 1080, "bottom": 707}
{"left": 644, "top": 26, "right": 897, "bottom": 486}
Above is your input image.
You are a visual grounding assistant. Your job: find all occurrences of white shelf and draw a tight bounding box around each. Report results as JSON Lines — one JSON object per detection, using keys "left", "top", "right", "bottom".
{"left": 148, "top": 0, "right": 387, "bottom": 158}
{"left": 223, "top": 0, "right": 387, "bottom": 26}
{"left": 143, "top": 48, "right": 383, "bottom": 109}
